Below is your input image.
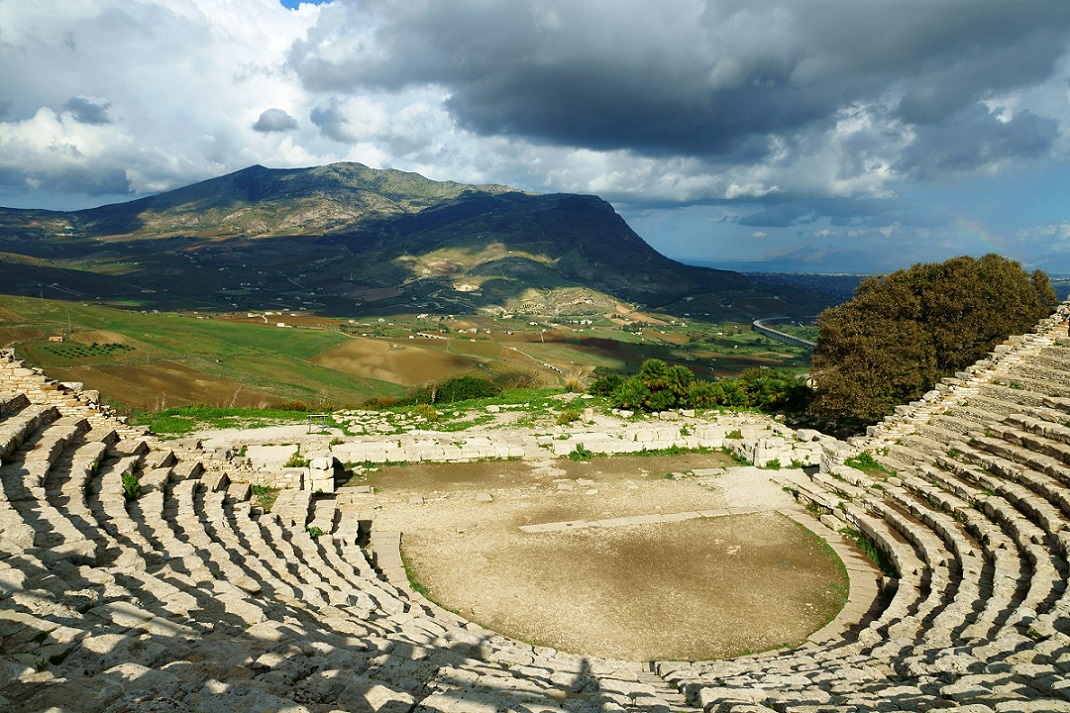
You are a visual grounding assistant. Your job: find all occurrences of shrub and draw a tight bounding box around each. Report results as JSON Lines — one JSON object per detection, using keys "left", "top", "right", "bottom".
{"left": 408, "top": 375, "right": 502, "bottom": 405}
{"left": 686, "top": 381, "right": 720, "bottom": 408}
{"left": 647, "top": 388, "right": 677, "bottom": 412}
{"left": 564, "top": 369, "right": 587, "bottom": 392}
{"left": 436, "top": 375, "right": 500, "bottom": 403}
{"left": 305, "top": 525, "right": 325, "bottom": 538}
{"left": 610, "top": 377, "right": 651, "bottom": 410}
{"left": 567, "top": 443, "right": 594, "bottom": 462}
{"left": 412, "top": 403, "right": 440, "bottom": 422}
{"left": 725, "top": 429, "right": 744, "bottom": 439}
{"left": 252, "top": 484, "right": 279, "bottom": 511}
{"left": 556, "top": 409, "right": 581, "bottom": 425}
{"left": 285, "top": 447, "right": 309, "bottom": 468}
{"left": 589, "top": 373, "right": 625, "bottom": 396}
{"left": 122, "top": 471, "right": 141, "bottom": 501}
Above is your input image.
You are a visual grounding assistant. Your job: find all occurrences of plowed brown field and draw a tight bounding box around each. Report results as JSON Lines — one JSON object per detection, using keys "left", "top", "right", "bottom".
{"left": 312, "top": 339, "right": 483, "bottom": 385}
{"left": 50, "top": 361, "right": 281, "bottom": 410}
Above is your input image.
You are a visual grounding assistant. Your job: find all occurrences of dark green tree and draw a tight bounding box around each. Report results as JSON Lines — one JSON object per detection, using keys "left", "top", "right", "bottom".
{"left": 810, "top": 254, "right": 1057, "bottom": 423}
{"left": 611, "top": 377, "right": 652, "bottom": 410}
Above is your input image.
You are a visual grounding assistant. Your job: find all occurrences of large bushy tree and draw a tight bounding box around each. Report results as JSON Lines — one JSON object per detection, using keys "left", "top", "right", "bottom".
{"left": 809, "top": 254, "right": 1057, "bottom": 423}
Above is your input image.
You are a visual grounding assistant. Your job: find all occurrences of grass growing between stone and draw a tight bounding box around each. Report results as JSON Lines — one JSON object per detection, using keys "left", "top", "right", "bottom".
{"left": 844, "top": 451, "right": 896, "bottom": 477}
{"left": 251, "top": 485, "right": 280, "bottom": 512}
{"left": 840, "top": 527, "right": 898, "bottom": 577}
{"left": 129, "top": 406, "right": 316, "bottom": 435}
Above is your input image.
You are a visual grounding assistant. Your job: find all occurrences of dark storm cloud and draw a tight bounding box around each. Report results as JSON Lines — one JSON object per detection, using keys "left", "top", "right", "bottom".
{"left": 252, "top": 107, "right": 299, "bottom": 133}
{"left": 0, "top": 164, "right": 130, "bottom": 196}
{"left": 897, "top": 107, "right": 1059, "bottom": 179}
{"left": 737, "top": 198, "right": 912, "bottom": 228}
{"left": 62, "top": 95, "right": 112, "bottom": 125}
{"left": 288, "top": 0, "right": 1070, "bottom": 164}
{"left": 309, "top": 99, "right": 354, "bottom": 142}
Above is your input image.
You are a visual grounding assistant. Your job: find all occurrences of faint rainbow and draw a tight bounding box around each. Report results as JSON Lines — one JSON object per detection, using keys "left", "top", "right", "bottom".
{"left": 953, "top": 217, "right": 1006, "bottom": 253}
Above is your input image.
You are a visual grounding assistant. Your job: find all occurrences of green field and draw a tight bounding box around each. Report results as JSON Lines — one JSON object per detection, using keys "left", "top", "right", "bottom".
{"left": 0, "top": 294, "right": 812, "bottom": 413}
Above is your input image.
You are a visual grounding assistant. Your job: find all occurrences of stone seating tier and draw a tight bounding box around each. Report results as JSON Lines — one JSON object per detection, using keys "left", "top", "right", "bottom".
{"left": 6, "top": 308, "right": 1070, "bottom": 711}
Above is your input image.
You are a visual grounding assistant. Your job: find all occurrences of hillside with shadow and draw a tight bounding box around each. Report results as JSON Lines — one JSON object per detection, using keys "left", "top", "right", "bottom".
{"left": 0, "top": 162, "right": 831, "bottom": 320}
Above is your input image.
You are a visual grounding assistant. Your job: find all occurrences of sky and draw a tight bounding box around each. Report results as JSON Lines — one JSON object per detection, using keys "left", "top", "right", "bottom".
{"left": 2, "top": 1, "right": 1070, "bottom": 275}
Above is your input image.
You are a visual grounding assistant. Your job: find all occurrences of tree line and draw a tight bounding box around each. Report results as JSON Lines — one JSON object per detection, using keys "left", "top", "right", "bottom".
{"left": 592, "top": 254, "right": 1058, "bottom": 427}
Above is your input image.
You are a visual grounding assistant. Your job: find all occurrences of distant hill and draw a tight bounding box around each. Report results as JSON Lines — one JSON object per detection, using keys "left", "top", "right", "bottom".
{"left": 0, "top": 162, "right": 831, "bottom": 319}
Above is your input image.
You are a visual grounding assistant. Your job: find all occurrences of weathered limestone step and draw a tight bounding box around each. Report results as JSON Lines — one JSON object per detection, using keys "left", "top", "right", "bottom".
{"left": 882, "top": 484, "right": 989, "bottom": 642}
{"left": 952, "top": 438, "right": 1070, "bottom": 537}
{"left": 0, "top": 391, "right": 30, "bottom": 416}
{"left": 965, "top": 391, "right": 1032, "bottom": 419}
{"left": 90, "top": 456, "right": 162, "bottom": 562}
{"left": 976, "top": 434, "right": 1070, "bottom": 492}
{"left": 811, "top": 470, "right": 869, "bottom": 502}
{"left": 948, "top": 401, "right": 1013, "bottom": 431}
{"left": 44, "top": 438, "right": 109, "bottom": 495}
{"left": 308, "top": 495, "right": 338, "bottom": 534}
{"left": 315, "top": 534, "right": 377, "bottom": 610}
{"left": 368, "top": 529, "right": 406, "bottom": 586}
{"left": 776, "top": 500, "right": 928, "bottom": 659}
{"left": 867, "top": 499, "right": 956, "bottom": 632}
{"left": 978, "top": 381, "right": 1058, "bottom": 410}
{"left": 898, "top": 431, "right": 956, "bottom": 461}
{"left": 172, "top": 459, "right": 205, "bottom": 481}
{"left": 221, "top": 501, "right": 308, "bottom": 602}
{"left": 913, "top": 420, "right": 982, "bottom": 447}
{"left": 223, "top": 504, "right": 305, "bottom": 597}
{"left": 1008, "top": 361, "right": 1070, "bottom": 392}
{"left": 272, "top": 488, "right": 312, "bottom": 528}
{"left": 191, "top": 488, "right": 273, "bottom": 597}
{"left": 254, "top": 514, "right": 338, "bottom": 606}
{"left": 988, "top": 422, "right": 1070, "bottom": 472}
{"left": 929, "top": 412, "right": 994, "bottom": 438}
{"left": 109, "top": 437, "right": 150, "bottom": 459}
{"left": 0, "top": 404, "right": 61, "bottom": 461}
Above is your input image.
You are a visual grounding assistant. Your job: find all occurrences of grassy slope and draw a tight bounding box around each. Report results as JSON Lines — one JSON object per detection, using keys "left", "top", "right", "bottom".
{"left": 0, "top": 295, "right": 400, "bottom": 409}
{"left": 0, "top": 294, "right": 813, "bottom": 412}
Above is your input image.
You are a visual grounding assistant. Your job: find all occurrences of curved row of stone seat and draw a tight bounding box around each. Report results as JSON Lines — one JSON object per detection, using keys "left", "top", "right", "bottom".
{"left": 664, "top": 466, "right": 1069, "bottom": 709}
{"left": 862, "top": 421, "right": 1069, "bottom": 635}
{"left": 877, "top": 455, "right": 1026, "bottom": 642}
{"left": 1, "top": 358, "right": 694, "bottom": 712}
{"left": 658, "top": 312, "right": 1070, "bottom": 710}
{"left": 8, "top": 309, "right": 1070, "bottom": 713}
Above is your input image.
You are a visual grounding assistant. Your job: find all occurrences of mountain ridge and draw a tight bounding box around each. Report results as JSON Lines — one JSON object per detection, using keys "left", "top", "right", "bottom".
{"left": 0, "top": 162, "right": 829, "bottom": 319}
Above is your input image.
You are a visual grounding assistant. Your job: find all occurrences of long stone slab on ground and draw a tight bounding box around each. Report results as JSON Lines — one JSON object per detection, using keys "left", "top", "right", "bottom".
{"left": 518, "top": 507, "right": 765, "bottom": 533}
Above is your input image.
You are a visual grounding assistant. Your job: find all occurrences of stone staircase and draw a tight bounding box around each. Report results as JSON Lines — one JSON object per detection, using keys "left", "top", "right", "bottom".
{"left": 2, "top": 298, "right": 1070, "bottom": 711}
